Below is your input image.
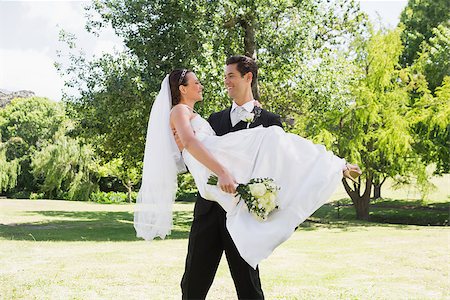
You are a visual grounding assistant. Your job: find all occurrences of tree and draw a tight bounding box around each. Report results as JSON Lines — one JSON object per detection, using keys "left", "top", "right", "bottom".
{"left": 323, "top": 28, "right": 417, "bottom": 220}
{"left": 0, "top": 137, "right": 20, "bottom": 193}
{"left": 415, "top": 22, "right": 450, "bottom": 94}
{"left": 409, "top": 75, "right": 450, "bottom": 175}
{"left": 213, "top": 0, "right": 367, "bottom": 115}
{"left": 98, "top": 158, "right": 140, "bottom": 202}
{"left": 31, "top": 128, "right": 98, "bottom": 200}
{"left": 59, "top": 51, "right": 150, "bottom": 171}
{"left": 402, "top": 20, "right": 450, "bottom": 176}
{"left": 399, "top": 0, "right": 450, "bottom": 67}
{"left": 0, "top": 97, "right": 66, "bottom": 193}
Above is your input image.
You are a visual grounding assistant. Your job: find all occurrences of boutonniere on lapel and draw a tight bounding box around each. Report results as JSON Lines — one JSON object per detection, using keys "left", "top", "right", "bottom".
{"left": 239, "top": 106, "right": 262, "bottom": 128}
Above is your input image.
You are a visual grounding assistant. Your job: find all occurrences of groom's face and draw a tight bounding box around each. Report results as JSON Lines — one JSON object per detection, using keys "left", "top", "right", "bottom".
{"left": 224, "top": 63, "right": 251, "bottom": 100}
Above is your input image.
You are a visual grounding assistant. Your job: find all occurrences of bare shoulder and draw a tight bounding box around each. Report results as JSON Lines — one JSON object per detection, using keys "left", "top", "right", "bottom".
{"left": 171, "top": 104, "right": 192, "bottom": 119}
{"left": 171, "top": 104, "right": 190, "bottom": 113}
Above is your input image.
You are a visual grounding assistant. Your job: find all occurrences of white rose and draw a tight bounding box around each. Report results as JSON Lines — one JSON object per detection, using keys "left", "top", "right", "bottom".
{"left": 241, "top": 112, "right": 255, "bottom": 123}
{"left": 268, "top": 192, "right": 276, "bottom": 203}
{"left": 258, "top": 197, "right": 267, "bottom": 207}
{"left": 260, "top": 192, "right": 277, "bottom": 211}
{"left": 249, "top": 183, "right": 267, "bottom": 197}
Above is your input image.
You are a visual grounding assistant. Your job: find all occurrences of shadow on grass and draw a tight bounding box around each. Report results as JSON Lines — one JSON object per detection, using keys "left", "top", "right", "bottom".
{"left": 298, "top": 199, "right": 449, "bottom": 232}
{"left": 2, "top": 199, "right": 448, "bottom": 240}
{"left": 0, "top": 210, "right": 193, "bottom": 242}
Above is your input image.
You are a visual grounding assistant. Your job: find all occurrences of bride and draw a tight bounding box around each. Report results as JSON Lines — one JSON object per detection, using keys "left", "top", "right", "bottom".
{"left": 134, "top": 69, "right": 361, "bottom": 269}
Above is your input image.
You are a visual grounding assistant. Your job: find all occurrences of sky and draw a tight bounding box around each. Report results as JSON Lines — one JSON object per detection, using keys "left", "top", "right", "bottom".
{"left": 0, "top": 0, "right": 408, "bottom": 101}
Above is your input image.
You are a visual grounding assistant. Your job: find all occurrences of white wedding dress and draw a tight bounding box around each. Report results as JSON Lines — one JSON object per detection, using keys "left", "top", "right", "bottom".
{"left": 182, "top": 114, "right": 346, "bottom": 269}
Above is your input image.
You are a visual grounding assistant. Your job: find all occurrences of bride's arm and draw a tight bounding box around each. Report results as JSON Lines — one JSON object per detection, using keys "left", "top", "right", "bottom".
{"left": 171, "top": 106, "right": 237, "bottom": 193}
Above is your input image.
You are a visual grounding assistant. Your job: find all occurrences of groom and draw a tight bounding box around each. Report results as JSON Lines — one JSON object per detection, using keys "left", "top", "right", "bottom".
{"left": 181, "top": 55, "right": 283, "bottom": 299}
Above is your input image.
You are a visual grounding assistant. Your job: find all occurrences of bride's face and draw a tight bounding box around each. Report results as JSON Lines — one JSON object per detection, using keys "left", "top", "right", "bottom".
{"left": 181, "top": 72, "right": 204, "bottom": 102}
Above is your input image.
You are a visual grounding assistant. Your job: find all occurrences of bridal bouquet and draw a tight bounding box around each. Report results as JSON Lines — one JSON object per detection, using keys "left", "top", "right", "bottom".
{"left": 207, "top": 175, "right": 280, "bottom": 221}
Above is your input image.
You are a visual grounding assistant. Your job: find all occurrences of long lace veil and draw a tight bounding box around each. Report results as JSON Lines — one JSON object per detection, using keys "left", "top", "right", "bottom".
{"left": 134, "top": 75, "right": 186, "bottom": 240}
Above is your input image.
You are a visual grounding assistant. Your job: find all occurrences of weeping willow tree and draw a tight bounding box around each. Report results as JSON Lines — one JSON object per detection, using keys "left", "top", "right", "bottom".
{"left": 0, "top": 97, "right": 66, "bottom": 194}
{"left": 31, "top": 128, "right": 98, "bottom": 200}
{"left": 0, "top": 137, "right": 21, "bottom": 193}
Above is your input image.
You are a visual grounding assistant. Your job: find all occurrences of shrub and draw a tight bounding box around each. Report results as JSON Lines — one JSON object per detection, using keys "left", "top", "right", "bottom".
{"left": 29, "top": 192, "right": 45, "bottom": 200}
{"left": 176, "top": 173, "right": 197, "bottom": 201}
{"left": 90, "top": 191, "right": 137, "bottom": 204}
{"left": 10, "top": 191, "right": 31, "bottom": 199}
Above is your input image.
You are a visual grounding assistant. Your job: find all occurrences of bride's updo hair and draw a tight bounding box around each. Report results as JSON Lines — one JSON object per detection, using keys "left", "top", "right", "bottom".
{"left": 169, "top": 69, "right": 192, "bottom": 106}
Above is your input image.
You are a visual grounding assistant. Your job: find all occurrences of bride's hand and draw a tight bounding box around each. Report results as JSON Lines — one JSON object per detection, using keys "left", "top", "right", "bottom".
{"left": 346, "top": 163, "right": 362, "bottom": 175}
{"left": 218, "top": 171, "right": 237, "bottom": 194}
{"left": 343, "top": 163, "right": 362, "bottom": 184}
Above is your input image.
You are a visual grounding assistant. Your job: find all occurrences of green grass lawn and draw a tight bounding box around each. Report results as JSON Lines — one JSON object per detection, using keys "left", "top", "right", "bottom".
{"left": 1, "top": 193, "right": 449, "bottom": 300}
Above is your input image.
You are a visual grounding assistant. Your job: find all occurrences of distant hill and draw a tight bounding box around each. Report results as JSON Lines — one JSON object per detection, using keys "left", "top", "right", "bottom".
{"left": 0, "top": 89, "right": 35, "bottom": 107}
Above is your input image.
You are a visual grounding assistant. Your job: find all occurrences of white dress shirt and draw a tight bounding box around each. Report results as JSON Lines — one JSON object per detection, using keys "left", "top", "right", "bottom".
{"left": 230, "top": 100, "right": 255, "bottom": 127}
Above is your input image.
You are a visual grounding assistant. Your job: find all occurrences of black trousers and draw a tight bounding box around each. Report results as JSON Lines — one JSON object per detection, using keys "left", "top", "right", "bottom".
{"left": 181, "top": 202, "right": 264, "bottom": 299}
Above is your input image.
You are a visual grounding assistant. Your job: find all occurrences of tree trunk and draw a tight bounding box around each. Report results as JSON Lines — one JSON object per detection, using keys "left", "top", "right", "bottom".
{"left": 372, "top": 177, "right": 386, "bottom": 200}
{"left": 126, "top": 183, "right": 132, "bottom": 203}
{"left": 122, "top": 180, "right": 133, "bottom": 203}
{"left": 373, "top": 184, "right": 381, "bottom": 199}
{"left": 353, "top": 193, "right": 371, "bottom": 220}
{"left": 239, "top": 17, "right": 260, "bottom": 100}
{"left": 343, "top": 174, "right": 373, "bottom": 221}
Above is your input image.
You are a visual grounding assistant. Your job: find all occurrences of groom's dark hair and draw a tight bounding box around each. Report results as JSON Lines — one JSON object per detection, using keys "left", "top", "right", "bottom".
{"left": 226, "top": 55, "right": 258, "bottom": 85}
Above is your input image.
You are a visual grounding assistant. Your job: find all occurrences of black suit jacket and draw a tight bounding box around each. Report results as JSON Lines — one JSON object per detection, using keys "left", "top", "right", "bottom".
{"left": 193, "top": 106, "right": 283, "bottom": 217}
